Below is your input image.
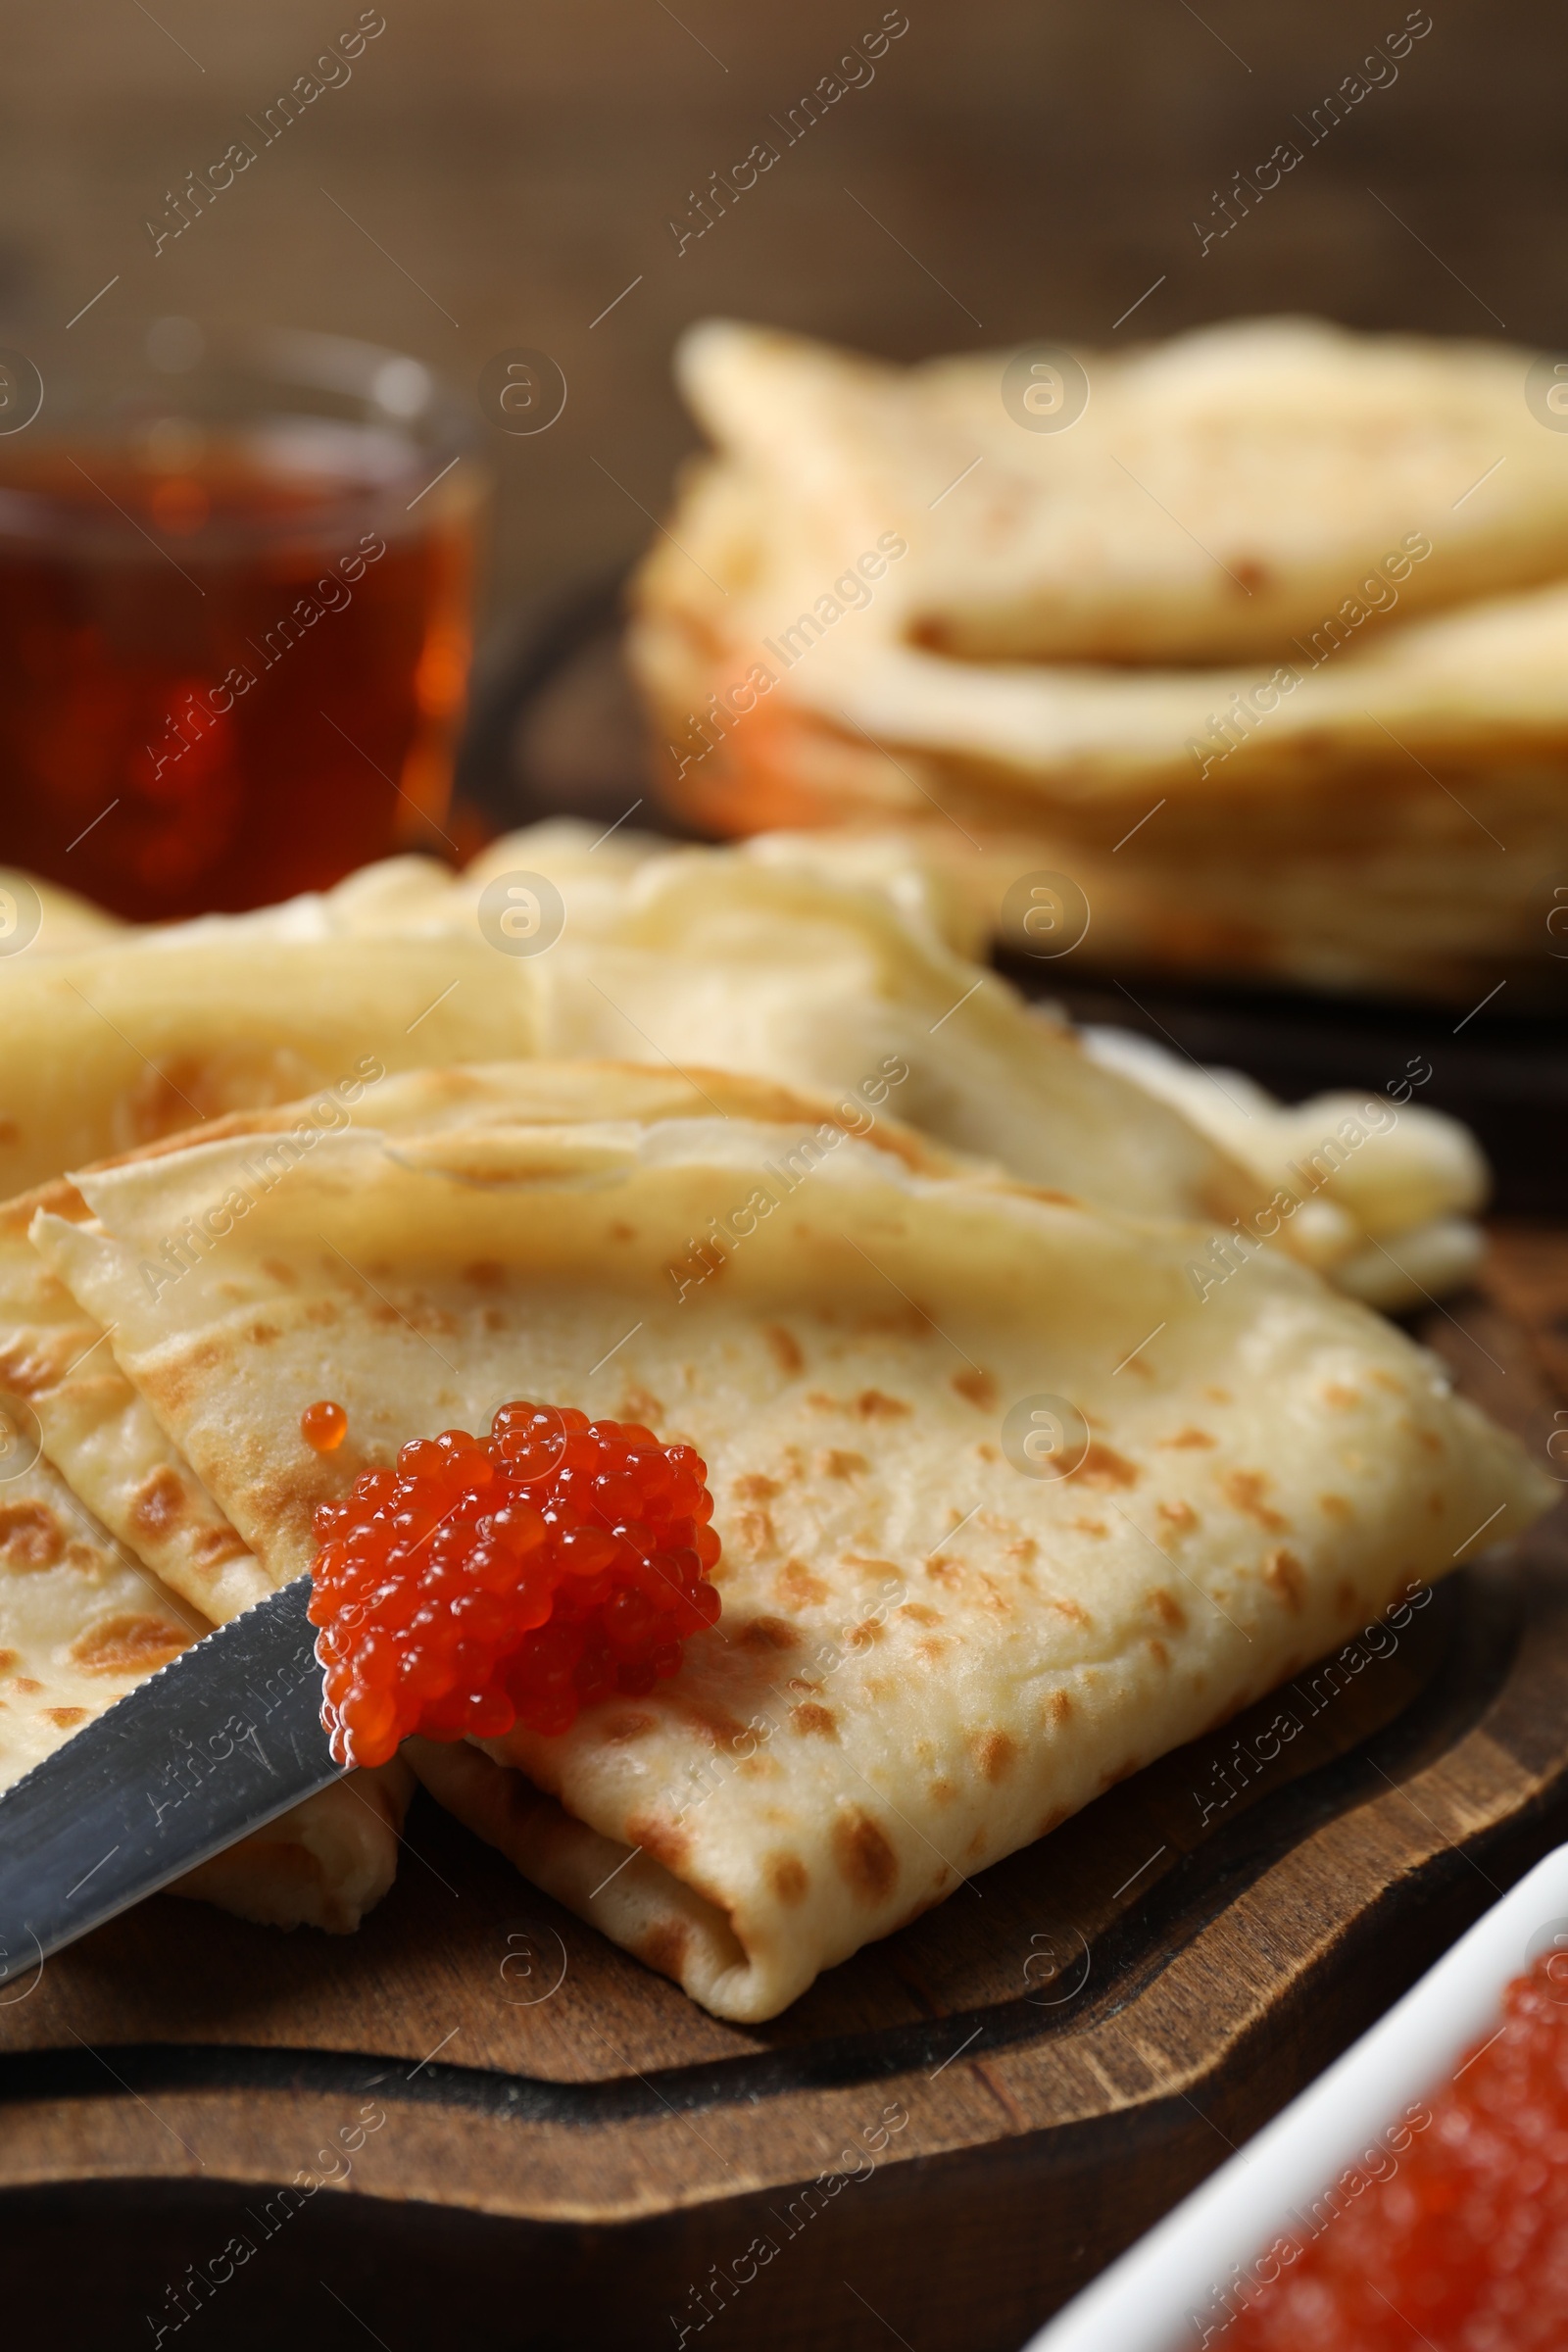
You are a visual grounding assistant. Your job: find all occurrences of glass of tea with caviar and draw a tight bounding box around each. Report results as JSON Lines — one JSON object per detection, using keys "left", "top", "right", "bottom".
{"left": 0, "top": 323, "right": 485, "bottom": 918}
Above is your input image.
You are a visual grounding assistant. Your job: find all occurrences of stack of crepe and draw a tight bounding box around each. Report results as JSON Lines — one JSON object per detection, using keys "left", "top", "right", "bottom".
{"left": 628, "top": 317, "right": 1568, "bottom": 1002}
{"left": 0, "top": 833, "right": 1544, "bottom": 2006}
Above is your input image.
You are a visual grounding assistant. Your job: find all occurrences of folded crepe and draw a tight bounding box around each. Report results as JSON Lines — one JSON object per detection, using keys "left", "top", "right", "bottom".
{"left": 1079, "top": 1028, "right": 1490, "bottom": 1310}
{"left": 0, "top": 835, "right": 1262, "bottom": 1221}
{"left": 0, "top": 828, "right": 1472, "bottom": 1302}
{"left": 0, "top": 1452, "right": 411, "bottom": 1934}
{"left": 25, "top": 1082, "right": 1553, "bottom": 2019}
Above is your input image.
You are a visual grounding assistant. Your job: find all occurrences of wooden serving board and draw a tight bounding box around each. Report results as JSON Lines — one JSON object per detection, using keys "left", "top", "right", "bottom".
{"left": 4, "top": 1229, "right": 1568, "bottom": 2351}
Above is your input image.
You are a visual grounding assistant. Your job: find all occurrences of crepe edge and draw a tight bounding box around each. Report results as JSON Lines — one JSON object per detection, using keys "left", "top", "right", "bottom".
{"left": 404, "top": 1738, "right": 788, "bottom": 2023}
{"left": 170, "top": 1758, "right": 416, "bottom": 1936}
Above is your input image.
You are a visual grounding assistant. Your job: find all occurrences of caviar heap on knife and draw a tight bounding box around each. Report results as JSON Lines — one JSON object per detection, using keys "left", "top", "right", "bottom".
{"left": 306, "top": 1402, "right": 723, "bottom": 1768}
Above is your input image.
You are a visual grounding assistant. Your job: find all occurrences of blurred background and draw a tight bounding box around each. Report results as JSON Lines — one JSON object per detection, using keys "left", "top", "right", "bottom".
{"left": 1, "top": 0, "right": 1553, "bottom": 618}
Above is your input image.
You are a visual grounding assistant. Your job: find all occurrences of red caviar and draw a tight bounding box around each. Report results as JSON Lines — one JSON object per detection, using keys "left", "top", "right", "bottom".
{"left": 306, "top": 1401, "right": 722, "bottom": 1767}
{"left": 301, "top": 1398, "right": 348, "bottom": 1452}
{"left": 1226, "top": 1947, "right": 1568, "bottom": 2350}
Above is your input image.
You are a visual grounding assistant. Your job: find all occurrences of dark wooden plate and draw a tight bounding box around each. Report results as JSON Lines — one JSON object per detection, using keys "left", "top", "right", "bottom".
{"left": 3, "top": 1228, "right": 1567, "bottom": 2349}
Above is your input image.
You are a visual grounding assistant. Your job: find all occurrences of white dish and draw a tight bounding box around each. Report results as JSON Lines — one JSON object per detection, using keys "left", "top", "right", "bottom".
{"left": 1023, "top": 1840, "right": 1568, "bottom": 2352}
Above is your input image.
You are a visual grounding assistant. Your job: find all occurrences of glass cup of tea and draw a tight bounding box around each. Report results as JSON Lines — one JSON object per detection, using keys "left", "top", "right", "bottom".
{"left": 0, "top": 322, "right": 485, "bottom": 919}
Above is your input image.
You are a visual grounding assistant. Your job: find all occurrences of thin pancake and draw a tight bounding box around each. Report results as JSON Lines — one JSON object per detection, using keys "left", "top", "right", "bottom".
{"left": 28, "top": 1105, "right": 1552, "bottom": 2019}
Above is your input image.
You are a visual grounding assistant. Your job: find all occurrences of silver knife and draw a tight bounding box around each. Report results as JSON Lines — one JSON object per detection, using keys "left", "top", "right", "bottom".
{"left": 0, "top": 1575, "right": 342, "bottom": 1986}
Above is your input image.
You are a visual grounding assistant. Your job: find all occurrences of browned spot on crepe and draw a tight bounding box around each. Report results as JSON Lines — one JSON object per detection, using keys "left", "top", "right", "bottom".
{"left": 617, "top": 1386, "right": 665, "bottom": 1427}
{"left": 898, "top": 1601, "right": 942, "bottom": 1627}
{"left": 0, "top": 1649, "right": 16, "bottom": 1674}
{"left": 856, "top": 1390, "right": 910, "bottom": 1420}
{"left": 0, "top": 1345, "right": 50, "bottom": 1398}
{"left": 1148, "top": 1587, "right": 1187, "bottom": 1631}
{"left": 1322, "top": 1382, "right": 1361, "bottom": 1410}
{"left": 1049, "top": 1596, "right": 1093, "bottom": 1629}
{"left": 625, "top": 1815, "right": 690, "bottom": 1871}
{"left": 608, "top": 1222, "right": 636, "bottom": 1243}
{"left": 975, "top": 1730, "right": 1017, "bottom": 1783}
{"left": 261, "top": 1257, "right": 299, "bottom": 1287}
{"left": 1162, "top": 1426, "right": 1217, "bottom": 1449}
{"left": 1334, "top": 1578, "right": 1357, "bottom": 1615}
{"left": 929, "top": 1778, "right": 958, "bottom": 1808}
{"left": 952, "top": 1368, "right": 997, "bottom": 1409}
{"left": 833, "top": 1809, "right": 899, "bottom": 1903}
{"left": 1263, "top": 1547, "right": 1307, "bottom": 1612}
{"left": 69, "top": 1614, "right": 190, "bottom": 1675}
{"left": 763, "top": 1324, "right": 803, "bottom": 1375}
{"left": 776, "top": 1558, "right": 829, "bottom": 1608}
{"left": 735, "top": 1614, "right": 798, "bottom": 1653}
{"left": 733, "top": 1473, "right": 780, "bottom": 1502}
{"left": 734, "top": 1508, "right": 778, "bottom": 1558}
{"left": 1072, "top": 1442, "right": 1139, "bottom": 1489}
{"left": 791, "top": 1702, "right": 838, "bottom": 1739}
{"left": 1368, "top": 1368, "right": 1406, "bottom": 1395}
{"left": 464, "top": 1259, "right": 506, "bottom": 1290}
{"left": 248, "top": 1321, "right": 282, "bottom": 1347}
{"left": 11, "top": 1677, "right": 42, "bottom": 1695}
{"left": 816, "top": 1448, "right": 867, "bottom": 1482}
{"left": 192, "top": 1521, "right": 252, "bottom": 1568}
{"left": 1158, "top": 1499, "right": 1199, "bottom": 1534}
{"left": 638, "top": 1920, "right": 691, "bottom": 1980}
{"left": 1047, "top": 1690, "right": 1074, "bottom": 1727}
{"left": 1222, "top": 1469, "right": 1288, "bottom": 1532}
{"left": 129, "top": 1466, "right": 187, "bottom": 1536}
{"left": 0, "top": 1500, "right": 65, "bottom": 1569}
{"left": 667, "top": 1694, "right": 752, "bottom": 1751}
{"left": 766, "top": 1852, "right": 809, "bottom": 1906}
{"left": 43, "top": 1706, "right": 89, "bottom": 1730}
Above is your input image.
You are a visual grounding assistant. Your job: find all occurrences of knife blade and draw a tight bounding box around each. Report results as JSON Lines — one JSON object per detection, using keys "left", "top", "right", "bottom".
{"left": 0, "top": 1574, "right": 341, "bottom": 1986}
